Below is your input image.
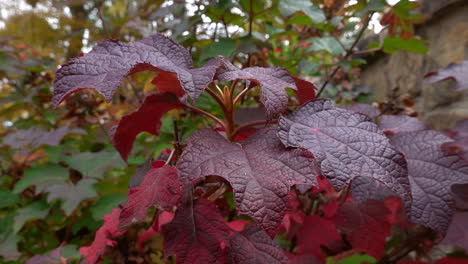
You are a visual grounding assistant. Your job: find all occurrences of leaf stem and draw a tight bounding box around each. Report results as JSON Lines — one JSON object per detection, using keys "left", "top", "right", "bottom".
{"left": 185, "top": 104, "right": 225, "bottom": 128}
{"left": 233, "top": 87, "right": 250, "bottom": 105}
{"left": 316, "top": 12, "right": 374, "bottom": 98}
{"left": 206, "top": 88, "right": 227, "bottom": 113}
{"left": 232, "top": 120, "right": 277, "bottom": 138}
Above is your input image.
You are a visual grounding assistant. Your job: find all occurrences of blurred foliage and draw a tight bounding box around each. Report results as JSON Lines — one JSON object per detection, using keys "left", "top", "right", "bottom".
{"left": 0, "top": 0, "right": 428, "bottom": 263}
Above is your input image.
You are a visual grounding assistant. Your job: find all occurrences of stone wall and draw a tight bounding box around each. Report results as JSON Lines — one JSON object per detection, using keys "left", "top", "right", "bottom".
{"left": 360, "top": 0, "right": 468, "bottom": 129}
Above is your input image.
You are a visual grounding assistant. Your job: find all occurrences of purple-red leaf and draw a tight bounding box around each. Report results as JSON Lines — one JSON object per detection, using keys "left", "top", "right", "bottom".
{"left": 226, "top": 224, "right": 288, "bottom": 264}
{"left": 151, "top": 71, "right": 185, "bottom": 97}
{"left": 424, "top": 61, "right": 468, "bottom": 91}
{"left": 176, "top": 127, "right": 318, "bottom": 234}
{"left": 80, "top": 209, "right": 125, "bottom": 264}
{"left": 119, "top": 165, "right": 181, "bottom": 228}
{"left": 293, "top": 77, "right": 316, "bottom": 105}
{"left": 278, "top": 99, "right": 411, "bottom": 203}
{"left": 216, "top": 59, "right": 296, "bottom": 118}
{"left": 112, "top": 92, "right": 183, "bottom": 161}
{"left": 162, "top": 199, "right": 230, "bottom": 264}
{"left": 340, "top": 104, "right": 380, "bottom": 119}
{"left": 2, "top": 127, "right": 85, "bottom": 150}
{"left": 390, "top": 130, "right": 468, "bottom": 234}
{"left": 378, "top": 115, "right": 427, "bottom": 135}
{"left": 441, "top": 212, "right": 468, "bottom": 251}
{"left": 333, "top": 200, "right": 392, "bottom": 258}
{"left": 53, "top": 34, "right": 218, "bottom": 105}
{"left": 296, "top": 215, "right": 342, "bottom": 258}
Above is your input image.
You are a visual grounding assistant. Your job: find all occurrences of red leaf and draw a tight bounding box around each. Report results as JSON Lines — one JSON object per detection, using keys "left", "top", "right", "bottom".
{"left": 436, "top": 258, "right": 468, "bottom": 264}
{"left": 112, "top": 93, "right": 183, "bottom": 161}
{"left": 287, "top": 254, "right": 323, "bottom": 264}
{"left": 424, "top": 61, "right": 468, "bottom": 91}
{"left": 216, "top": 58, "right": 297, "bottom": 118}
{"left": 293, "top": 77, "right": 316, "bottom": 105}
{"left": 333, "top": 200, "right": 392, "bottom": 258}
{"left": 378, "top": 115, "right": 427, "bottom": 135}
{"left": 80, "top": 209, "right": 125, "bottom": 264}
{"left": 151, "top": 71, "right": 185, "bottom": 97}
{"left": 278, "top": 100, "right": 411, "bottom": 204}
{"left": 296, "top": 215, "right": 342, "bottom": 259}
{"left": 282, "top": 192, "right": 305, "bottom": 237}
{"left": 137, "top": 211, "right": 174, "bottom": 252}
{"left": 162, "top": 199, "right": 231, "bottom": 264}
{"left": 176, "top": 127, "right": 319, "bottom": 235}
{"left": 226, "top": 224, "right": 288, "bottom": 264}
{"left": 340, "top": 104, "right": 380, "bottom": 119}
{"left": 53, "top": 34, "right": 219, "bottom": 105}
{"left": 390, "top": 130, "right": 468, "bottom": 234}
{"left": 227, "top": 219, "right": 250, "bottom": 232}
{"left": 119, "top": 165, "right": 181, "bottom": 228}
{"left": 441, "top": 212, "right": 468, "bottom": 251}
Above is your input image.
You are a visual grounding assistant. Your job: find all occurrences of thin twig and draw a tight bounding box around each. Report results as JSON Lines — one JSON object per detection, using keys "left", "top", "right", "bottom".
{"left": 185, "top": 104, "right": 225, "bottom": 128}
{"left": 165, "top": 149, "right": 176, "bottom": 165}
{"left": 248, "top": 0, "right": 254, "bottom": 36}
{"left": 233, "top": 86, "right": 250, "bottom": 105}
{"left": 316, "top": 12, "right": 374, "bottom": 98}
{"left": 352, "top": 47, "right": 382, "bottom": 55}
{"left": 232, "top": 120, "right": 278, "bottom": 138}
{"left": 205, "top": 88, "right": 227, "bottom": 112}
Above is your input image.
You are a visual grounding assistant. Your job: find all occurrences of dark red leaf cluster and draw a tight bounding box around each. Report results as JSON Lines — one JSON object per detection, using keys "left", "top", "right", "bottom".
{"left": 52, "top": 34, "right": 468, "bottom": 264}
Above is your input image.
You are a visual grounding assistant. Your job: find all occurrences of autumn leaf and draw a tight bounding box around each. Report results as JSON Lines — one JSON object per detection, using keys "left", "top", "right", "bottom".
{"left": 177, "top": 127, "right": 319, "bottom": 234}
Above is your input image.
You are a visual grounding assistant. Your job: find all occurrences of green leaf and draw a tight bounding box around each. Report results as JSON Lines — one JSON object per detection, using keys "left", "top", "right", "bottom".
{"left": 308, "top": 37, "right": 346, "bottom": 55}
{"left": 61, "top": 151, "right": 125, "bottom": 179}
{"left": 46, "top": 179, "right": 97, "bottom": 215}
{"left": 14, "top": 164, "right": 68, "bottom": 194}
{"left": 336, "top": 254, "right": 376, "bottom": 264}
{"left": 90, "top": 193, "right": 127, "bottom": 221}
{"left": 278, "top": 0, "right": 326, "bottom": 23}
{"left": 13, "top": 200, "right": 49, "bottom": 233}
{"left": 200, "top": 38, "right": 237, "bottom": 62}
{"left": 356, "top": 0, "right": 385, "bottom": 16}
{"left": 382, "top": 37, "right": 428, "bottom": 54}
{"left": 0, "top": 190, "right": 20, "bottom": 208}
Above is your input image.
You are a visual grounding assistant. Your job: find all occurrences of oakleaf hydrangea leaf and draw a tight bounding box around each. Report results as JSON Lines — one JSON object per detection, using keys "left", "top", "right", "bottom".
{"left": 390, "top": 130, "right": 468, "bottom": 234}
{"left": 162, "top": 199, "right": 230, "bottom": 264}
{"left": 216, "top": 59, "right": 297, "bottom": 118}
{"left": 177, "top": 127, "right": 318, "bottom": 234}
{"left": 441, "top": 212, "right": 468, "bottom": 251}
{"left": 378, "top": 115, "right": 427, "bottom": 135}
{"left": 80, "top": 209, "right": 125, "bottom": 264}
{"left": 226, "top": 224, "right": 288, "bottom": 264}
{"left": 333, "top": 200, "right": 392, "bottom": 258}
{"left": 278, "top": 99, "right": 411, "bottom": 203}
{"left": 112, "top": 92, "right": 183, "bottom": 161}
{"left": 425, "top": 61, "right": 468, "bottom": 91}
{"left": 119, "top": 165, "right": 181, "bottom": 228}
{"left": 53, "top": 34, "right": 218, "bottom": 105}
{"left": 340, "top": 104, "right": 380, "bottom": 119}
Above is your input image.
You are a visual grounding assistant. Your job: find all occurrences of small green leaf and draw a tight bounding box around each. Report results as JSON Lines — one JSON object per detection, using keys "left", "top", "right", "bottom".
{"left": 337, "top": 254, "right": 376, "bottom": 264}
{"left": 0, "top": 190, "right": 20, "bottom": 208}
{"left": 14, "top": 164, "right": 68, "bottom": 194}
{"left": 308, "top": 37, "right": 346, "bottom": 55}
{"left": 278, "top": 0, "right": 325, "bottom": 23}
{"left": 13, "top": 200, "right": 49, "bottom": 233}
{"left": 200, "top": 38, "right": 237, "bottom": 61}
{"left": 61, "top": 151, "right": 125, "bottom": 179}
{"left": 90, "top": 193, "right": 127, "bottom": 221}
{"left": 382, "top": 37, "right": 428, "bottom": 54}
